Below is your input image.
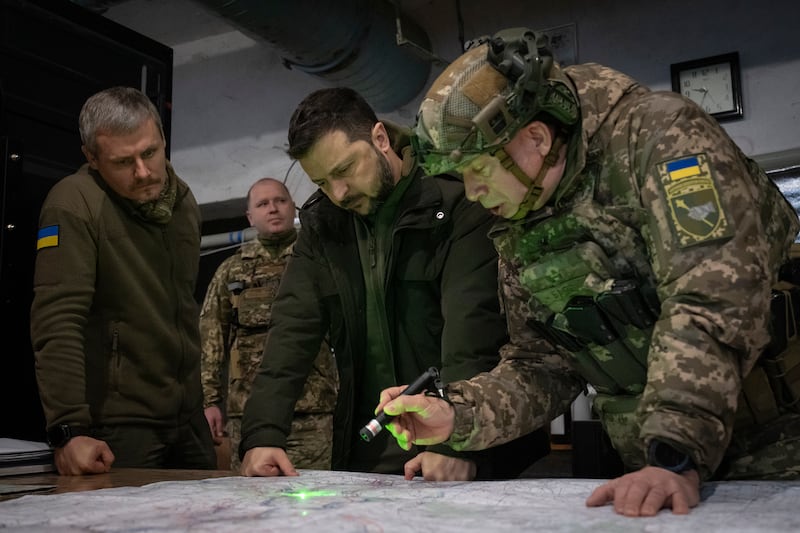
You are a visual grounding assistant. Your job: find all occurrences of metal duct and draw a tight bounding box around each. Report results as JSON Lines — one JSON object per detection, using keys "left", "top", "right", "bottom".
{"left": 201, "top": 227, "right": 257, "bottom": 251}
{"left": 68, "top": 0, "right": 125, "bottom": 14}
{"left": 200, "top": 216, "right": 300, "bottom": 250}
{"left": 192, "top": 0, "right": 433, "bottom": 112}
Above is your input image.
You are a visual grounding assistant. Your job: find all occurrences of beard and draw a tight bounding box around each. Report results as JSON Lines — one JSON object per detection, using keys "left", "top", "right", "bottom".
{"left": 368, "top": 151, "right": 396, "bottom": 214}
{"left": 341, "top": 147, "right": 396, "bottom": 215}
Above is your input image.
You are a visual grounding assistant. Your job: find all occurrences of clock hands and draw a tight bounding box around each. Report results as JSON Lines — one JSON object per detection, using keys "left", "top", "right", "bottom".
{"left": 675, "top": 54, "right": 741, "bottom": 119}
{"left": 690, "top": 87, "right": 718, "bottom": 111}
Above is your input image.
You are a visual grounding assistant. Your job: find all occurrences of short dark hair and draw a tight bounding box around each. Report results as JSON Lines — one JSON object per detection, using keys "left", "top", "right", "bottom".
{"left": 287, "top": 87, "right": 378, "bottom": 160}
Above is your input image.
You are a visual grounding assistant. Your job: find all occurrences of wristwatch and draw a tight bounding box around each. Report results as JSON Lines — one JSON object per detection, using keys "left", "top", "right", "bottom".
{"left": 46, "top": 424, "right": 90, "bottom": 448}
{"left": 647, "top": 439, "right": 696, "bottom": 473}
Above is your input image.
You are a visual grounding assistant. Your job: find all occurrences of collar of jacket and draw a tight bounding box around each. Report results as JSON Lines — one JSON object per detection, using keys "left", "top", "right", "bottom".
{"left": 86, "top": 160, "right": 190, "bottom": 219}
{"left": 488, "top": 204, "right": 559, "bottom": 240}
{"left": 238, "top": 236, "right": 295, "bottom": 261}
{"left": 551, "top": 64, "right": 645, "bottom": 207}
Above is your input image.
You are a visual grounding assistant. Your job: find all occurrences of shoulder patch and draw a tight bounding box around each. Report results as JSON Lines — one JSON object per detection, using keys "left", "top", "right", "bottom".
{"left": 656, "top": 153, "right": 734, "bottom": 248}
{"left": 36, "top": 225, "right": 60, "bottom": 250}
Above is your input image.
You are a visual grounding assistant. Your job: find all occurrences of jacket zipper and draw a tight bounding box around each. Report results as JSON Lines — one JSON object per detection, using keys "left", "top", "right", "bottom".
{"left": 111, "top": 328, "right": 120, "bottom": 390}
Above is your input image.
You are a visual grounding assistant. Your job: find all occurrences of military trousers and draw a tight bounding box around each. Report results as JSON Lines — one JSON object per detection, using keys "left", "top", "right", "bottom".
{"left": 92, "top": 409, "right": 216, "bottom": 470}
{"left": 229, "top": 413, "right": 333, "bottom": 473}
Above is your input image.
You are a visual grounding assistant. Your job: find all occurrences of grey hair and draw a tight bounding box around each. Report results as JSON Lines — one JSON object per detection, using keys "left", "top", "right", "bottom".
{"left": 79, "top": 86, "right": 165, "bottom": 155}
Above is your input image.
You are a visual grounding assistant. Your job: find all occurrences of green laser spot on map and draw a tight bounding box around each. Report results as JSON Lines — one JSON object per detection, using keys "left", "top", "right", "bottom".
{"left": 283, "top": 490, "right": 338, "bottom": 500}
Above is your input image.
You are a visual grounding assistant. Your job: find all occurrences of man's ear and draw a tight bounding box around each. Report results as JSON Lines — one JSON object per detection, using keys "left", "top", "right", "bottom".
{"left": 81, "top": 145, "right": 99, "bottom": 170}
{"left": 371, "top": 122, "right": 391, "bottom": 153}
{"left": 523, "top": 121, "right": 553, "bottom": 157}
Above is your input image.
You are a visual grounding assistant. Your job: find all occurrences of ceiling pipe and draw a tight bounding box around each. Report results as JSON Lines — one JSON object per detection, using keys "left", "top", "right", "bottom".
{"left": 68, "top": 0, "right": 123, "bottom": 14}
{"left": 191, "top": 0, "right": 434, "bottom": 112}
{"left": 71, "top": 0, "right": 436, "bottom": 111}
{"left": 200, "top": 216, "right": 302, "bottom": 251}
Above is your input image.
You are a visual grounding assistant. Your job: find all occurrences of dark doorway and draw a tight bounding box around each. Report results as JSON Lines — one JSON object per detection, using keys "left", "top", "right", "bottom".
{"left": 0, "top": 0, "right": 173, "bottom": 441}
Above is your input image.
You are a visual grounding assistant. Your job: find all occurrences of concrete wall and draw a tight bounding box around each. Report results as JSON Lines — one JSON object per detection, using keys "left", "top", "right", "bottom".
{"left": 103, "top": 0, "right": 800, "bottom": 215}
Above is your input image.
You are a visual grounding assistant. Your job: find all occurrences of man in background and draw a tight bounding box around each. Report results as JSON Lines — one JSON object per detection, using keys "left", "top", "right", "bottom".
{"left": 240, "top": 87, "right": 550, "bottom": 480}
{"left": 200, "top": 177, "right": 338, "bottom": 472}
{"left": 31, "top": 86, "right": 216, "bottom": 474}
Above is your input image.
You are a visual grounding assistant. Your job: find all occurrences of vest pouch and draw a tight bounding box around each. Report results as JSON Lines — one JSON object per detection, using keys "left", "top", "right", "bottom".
{"left": 592, "top": 393, "right": 644, "bottom": 469}
{"left": 560, "top": 297, "right": 648, "bottom": 394}
{"left": 570, "top": 349, "right": 621, "bottom": 395}
{"left": 519, "top": 241, "right": 616, "bottom": 313}
{"left": 546, "top": 312, "right": 626, "bottom": 395}
{"left": 763, "top": 337, "right": 800, "bottom": 413}
{"left": 236, "top": 285, "right": 276, "bottom": 328}
{"left": 735, "top": 284, "right": 800, "bottom": 429}
{"left": 763, "top": 284, "right": 800, "bottom": 413}
{"left": 736, "top": 365, "right": 780, "bottom": 429}
{"left": 584, "top": 343, "right": 646, "bottom": 395}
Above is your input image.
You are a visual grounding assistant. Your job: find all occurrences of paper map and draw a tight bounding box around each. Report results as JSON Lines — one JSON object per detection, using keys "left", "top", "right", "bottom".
{"left": 1, "top": 470, "right": 798, "bottom": 532}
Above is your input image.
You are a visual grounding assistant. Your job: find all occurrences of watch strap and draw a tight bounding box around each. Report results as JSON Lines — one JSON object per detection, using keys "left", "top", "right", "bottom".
{"left": 46, "top": 424, "right": 90, "bottom": 448}
{"left": 647, "top": 439, "right": 696, "bottom": 474}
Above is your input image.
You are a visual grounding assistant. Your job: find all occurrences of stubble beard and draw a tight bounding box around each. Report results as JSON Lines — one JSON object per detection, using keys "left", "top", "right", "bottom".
{"left": 363, "top": 150, "right": 396, "bottom": 215}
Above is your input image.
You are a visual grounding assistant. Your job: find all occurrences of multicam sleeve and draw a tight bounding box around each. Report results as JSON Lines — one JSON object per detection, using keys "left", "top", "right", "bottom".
{"left": 199, "top": 257, "right": 235, "bottom": 409}
{"left": 629, "top": 93, "right": 794, "bottom": 478}
{"left": 446, "top": 256, "right": 584, "bottom": 451}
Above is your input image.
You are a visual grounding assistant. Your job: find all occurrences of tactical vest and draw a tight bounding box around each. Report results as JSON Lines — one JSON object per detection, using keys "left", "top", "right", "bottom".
{"left": 226, "top": 260, "right": 284, "bottom": 415}
{"left": 500, "top": 205, "right": 658, "bottom": 466}
{"left": 735, "top": 269, "right": 800, "bottom": 429}
{"left": 503, "top": 205, "right": 800, "bottom": 468}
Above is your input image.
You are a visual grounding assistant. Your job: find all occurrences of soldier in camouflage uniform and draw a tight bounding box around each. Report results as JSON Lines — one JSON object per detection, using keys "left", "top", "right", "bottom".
{"left": 376, "top": 28, "right": 800, "bottom": 516}
{"left": 200, "top": 177, "right": 338, "bottom": 472}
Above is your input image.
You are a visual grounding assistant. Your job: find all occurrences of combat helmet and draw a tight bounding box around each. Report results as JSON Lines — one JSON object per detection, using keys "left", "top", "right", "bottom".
{"left": 413, "top": 27, "right": 579, "bottom": 218}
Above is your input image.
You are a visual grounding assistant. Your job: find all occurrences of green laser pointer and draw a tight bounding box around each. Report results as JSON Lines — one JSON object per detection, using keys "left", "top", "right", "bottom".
{"left": 359, "top": 367, "right": 443, "bottom": 442}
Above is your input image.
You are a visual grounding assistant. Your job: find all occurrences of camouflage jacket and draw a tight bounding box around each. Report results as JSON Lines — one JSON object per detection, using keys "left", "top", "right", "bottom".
{"left": 446, "top": 63, "right": 800, "bottom": 480}
{"left": 200, "top": 234, "right": 338, "bottom": 418}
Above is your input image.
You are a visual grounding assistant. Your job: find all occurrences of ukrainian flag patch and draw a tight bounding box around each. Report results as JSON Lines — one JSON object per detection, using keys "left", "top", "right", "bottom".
{"left": 665, "top": 156, "right": 702, "bottom": 181}
{"left": 657, "top": 153, "right": 734, "bottom": 248}
{"left": 37, "top": 225, "right": 60, "bottom": 250}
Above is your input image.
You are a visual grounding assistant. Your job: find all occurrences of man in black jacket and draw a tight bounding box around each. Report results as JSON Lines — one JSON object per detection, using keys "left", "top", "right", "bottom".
{"left": 240, "top": 87, "right": 549, "bottom": 480}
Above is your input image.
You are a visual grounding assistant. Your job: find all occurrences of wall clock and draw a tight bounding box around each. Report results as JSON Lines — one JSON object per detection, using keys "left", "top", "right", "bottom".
{"left": 670, "top": 52, "right": 743, "bottom": 121}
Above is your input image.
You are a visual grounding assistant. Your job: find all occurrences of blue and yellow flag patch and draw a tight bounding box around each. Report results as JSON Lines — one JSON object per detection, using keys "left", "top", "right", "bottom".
{"left": 37, "top": 225, "right": 60, "bottom": 250}
{"left": 657, "top": 153, "right": 734, "bottom": 248}
{"left": 665, "top": 156, "right": 702, "bottom": 180}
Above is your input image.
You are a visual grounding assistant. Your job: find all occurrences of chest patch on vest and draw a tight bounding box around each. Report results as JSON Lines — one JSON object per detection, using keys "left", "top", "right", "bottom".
{"left": 241, "top": 285, "right": 276, "bottom": 300}
{"left": 657, "top": 153, "right": 733, "bottom": 248}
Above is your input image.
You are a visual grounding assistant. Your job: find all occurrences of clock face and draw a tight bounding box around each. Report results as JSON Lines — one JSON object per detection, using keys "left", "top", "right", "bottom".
{"left": 678, "top": 61, "right": 736, "bottom": 115}
{"left": 671, "top": 52, "right": 743, "bottom": 121}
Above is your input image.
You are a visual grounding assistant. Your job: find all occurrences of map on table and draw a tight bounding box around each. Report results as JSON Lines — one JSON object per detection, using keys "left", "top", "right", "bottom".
{"left": 0, "top": 470, "right": 798, "bottom": 532}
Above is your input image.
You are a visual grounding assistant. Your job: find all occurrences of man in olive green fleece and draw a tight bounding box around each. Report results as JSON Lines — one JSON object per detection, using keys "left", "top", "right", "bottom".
{"left": 30, "top": 86, "right": 216, "bottom": 475}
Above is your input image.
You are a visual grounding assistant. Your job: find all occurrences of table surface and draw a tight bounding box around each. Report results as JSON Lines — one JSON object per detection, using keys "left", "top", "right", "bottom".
{"left": 1, "top": 469, "right": 798, "bottom": 532}
{"left": 0, "top": 467, "right": 233, "bottom": 499}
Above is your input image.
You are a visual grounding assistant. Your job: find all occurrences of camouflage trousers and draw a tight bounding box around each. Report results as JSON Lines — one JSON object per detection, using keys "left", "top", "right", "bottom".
{"left": 228, "top": 413, "right": 334, "bottom": 473}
